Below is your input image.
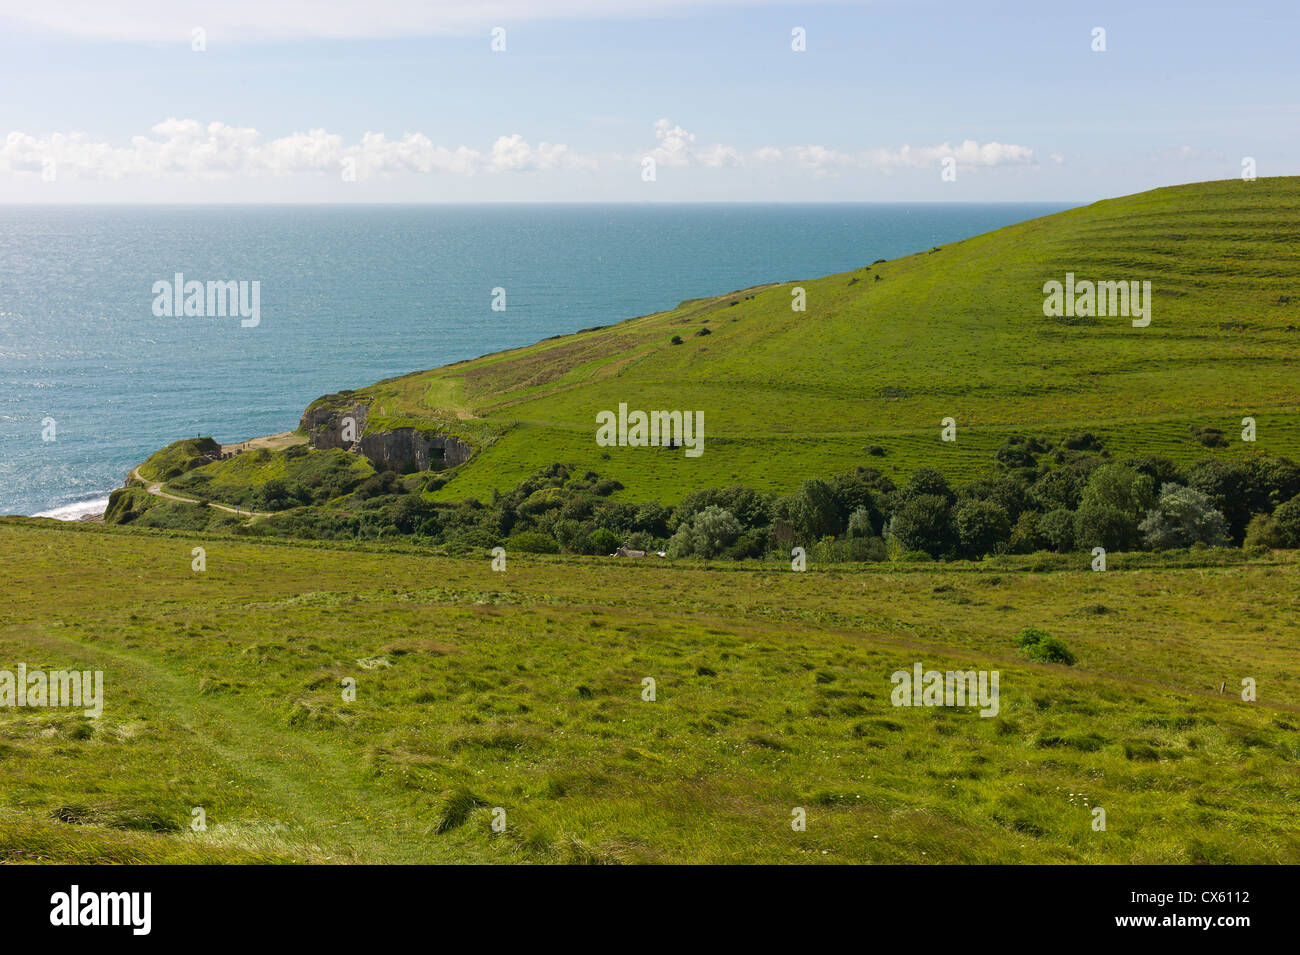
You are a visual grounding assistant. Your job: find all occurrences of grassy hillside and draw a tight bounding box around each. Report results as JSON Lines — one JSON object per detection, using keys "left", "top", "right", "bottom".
{"left": 1, "top": 518, "right": 1296, "bottom": 863}
{"left": 312, "top": 177, "right": 1300, "bottom": 504}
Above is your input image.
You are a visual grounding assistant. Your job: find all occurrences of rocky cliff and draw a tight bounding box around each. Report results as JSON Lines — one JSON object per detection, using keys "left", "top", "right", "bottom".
{"left": 299, "top": 394, "right": 473, "bottom": 474}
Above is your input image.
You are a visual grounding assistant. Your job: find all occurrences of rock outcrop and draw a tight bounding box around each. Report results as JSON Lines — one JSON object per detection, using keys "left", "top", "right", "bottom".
{"left": 301, "top": 398, "right": 369, "bottom": 452}
{"left": 358, "top": 429, "right": 473, "bottom": 474}
{"left": 299, "top": 394, "right": 472, "bottom": 474}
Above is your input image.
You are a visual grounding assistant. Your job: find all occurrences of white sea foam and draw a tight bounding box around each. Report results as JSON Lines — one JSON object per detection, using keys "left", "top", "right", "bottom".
{"left": 33, "top": 496, "right": 110, "bottom": 521}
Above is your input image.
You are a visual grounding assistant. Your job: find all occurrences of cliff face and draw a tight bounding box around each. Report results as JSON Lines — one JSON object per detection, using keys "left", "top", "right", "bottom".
{"left": 301, "top": 400, "right": 369, "bottom": 451}
{"left": 359, "top": 429, "right": 473, "bottom": 474}
{"left": 299, "top": 397, "right": 472, "bottom": 474}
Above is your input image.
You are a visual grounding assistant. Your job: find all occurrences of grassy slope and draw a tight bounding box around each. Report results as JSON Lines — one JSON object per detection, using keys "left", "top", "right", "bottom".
{"left": 2, "top": 518, "right": 1296, "bottom": 863}
{"left": 330, "top": 177, "right": 1300, "bottom": 504}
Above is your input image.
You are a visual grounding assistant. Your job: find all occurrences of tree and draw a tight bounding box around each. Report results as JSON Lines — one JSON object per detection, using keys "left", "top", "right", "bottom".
{"left": 1030, "top": 466, "right": 1088, "bottom": 512}
{"left": 1080, "top": 463, "right": 1156, "bottom": 519}
{"left": 1037, "top": 508, "right": 1076, "bottom": 553}
{"left": 783, "top": 479, "right": 844, "bottom": 541}
{"left": 902, "top": 467, "right": 956, "bottom": 506}
{"left": 888, "top": 494, "right": 955, "bottom": 557}
{"left": 391, "top": 493, "right": 434, "bottom": 533}
{"left": 954, "top": 500, "right": 1011, "bottom": 559}
{"left": 674, "top": 485, "right": 770, "bottom": 530}
{"left": 1183, "top": 458, "right": 1253, "bottom": 542}
{"left": 959, "top": 476, "right": 1031, "bottom": 522}
{"left": 1123, "top": 455, "right": 1181, "bottom": 493}
{"left": 668, "top": 506, "right": 742, "bottom": 558}
{"left": 1073, "top": 503, "right": 1135, "bottom": 552}
{"left": 259, "top": 478, "right": 291, "bottom": 510}
{"left": 846, "top": 507, "right": 875, "bottom": 539}
{"left": 634, "top": 502, "right": 672, "bottom": 536}
{"left": 831, "top": 472, "right": 883, "bottom": 528}
{"left": 1270, "top": 494, "right": 1300, "bottom": 547}
{"left": 1249, "top": 457, "right": 1300, "bottom": 511}
{"left": 1008, "top": 510, "right": 1045, "bottom": 553}
{"left": 1138, "top": 485, "right": 1228, "bottom": 550}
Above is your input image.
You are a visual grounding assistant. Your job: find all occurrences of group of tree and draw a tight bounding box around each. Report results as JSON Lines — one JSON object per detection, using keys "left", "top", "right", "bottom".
{"left": 232, "top": 432, "right": 1300, "bottom": 561}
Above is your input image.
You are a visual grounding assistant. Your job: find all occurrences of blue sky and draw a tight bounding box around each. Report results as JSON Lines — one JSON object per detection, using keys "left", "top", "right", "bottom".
{"left": 1, "top": 0, "right": 1296, "bottom": 202}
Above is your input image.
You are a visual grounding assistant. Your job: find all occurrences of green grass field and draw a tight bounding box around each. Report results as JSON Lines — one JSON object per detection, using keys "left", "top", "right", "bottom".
{"left": 2, "top": 518, "right": 1296, "bottom": 864}
{"left": 285, "top": 177, "right": 1300, "bottom": 505}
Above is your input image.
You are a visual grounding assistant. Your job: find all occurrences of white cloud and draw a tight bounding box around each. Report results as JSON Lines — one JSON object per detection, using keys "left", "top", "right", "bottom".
{"left": 647, "top": 119, "right": 742, "bottom": 169}
{"left": 2, "top": 118, "right": 1037, "bottom": 187}
{"left": 0, "top": 120, "right": 597, "bottom": 180}
{"left": 788, "top": 139, "right": 1035, "bottom": 177}
{"left": 791, "top": 145, "right": 856, "bottom": 172}
{"left": 861, "top": 140, "right": 1035, "bottom": 169}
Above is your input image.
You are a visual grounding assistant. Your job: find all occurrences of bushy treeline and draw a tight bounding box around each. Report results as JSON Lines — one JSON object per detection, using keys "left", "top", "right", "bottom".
{"left": 232, "top": 432, "right": 1300, "bottom": 561}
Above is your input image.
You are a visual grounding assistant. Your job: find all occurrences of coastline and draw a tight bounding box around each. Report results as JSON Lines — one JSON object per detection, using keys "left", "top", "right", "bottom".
{"left": 24, "top": 429, "right": 304, "bottom": 524}
{"left": 32, "top": 495, "right": 110, "bottom": 523}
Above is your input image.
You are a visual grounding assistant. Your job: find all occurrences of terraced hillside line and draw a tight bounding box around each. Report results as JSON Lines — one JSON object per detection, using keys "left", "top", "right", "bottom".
{"left": 15, "top": 622, "right": 488, "bottom": 864}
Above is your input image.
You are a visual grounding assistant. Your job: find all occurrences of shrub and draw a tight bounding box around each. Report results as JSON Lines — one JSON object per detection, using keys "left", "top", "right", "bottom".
{"left": 588, "top": 528, "right": 620, "bottom": 554}
{"left": 354, "top": 470, "right": 403, "bottom": 500}
{"left": 810, "top": 535, "right": 886, "bottom": 563}
{"left": 1017, "top": 627, "right": 1075, "bottom": 665}
{"left": 1190, "top": 425, "right": 1227, "bottom": 448}
{"left": 259, "top": 478, "right": 304, "bottom": 511}
{"left": 391, "top": 493, "right": 436, "bottom": 534}
{"left": 1138, "top": 484, "right": 1229, "bottom": 549}
{"left": 995, "top": 436, "right": 1038, "bottom": 470}
{"left": 1271, "top": 494, "right": 1300, "bottom": 547}
{"left": 1016, "top": 626, "right": 1052, "bottom": 649}
{"left": 519, "top": 486, "right": 571, "bottom": 516}
{"left": 1062, "top": 432, "right": 1103, "bottom": 452}
{"left": 724, "top": 527, "right": 769, "bottom": 559}
{"left": 507, "top": 531, "right": 559, "bottom": 554}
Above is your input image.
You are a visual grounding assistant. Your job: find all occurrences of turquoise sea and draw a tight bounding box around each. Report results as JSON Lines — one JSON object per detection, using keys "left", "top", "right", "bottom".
{"left": 0, "top": 203, "right": 1071, "bottom": 516}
